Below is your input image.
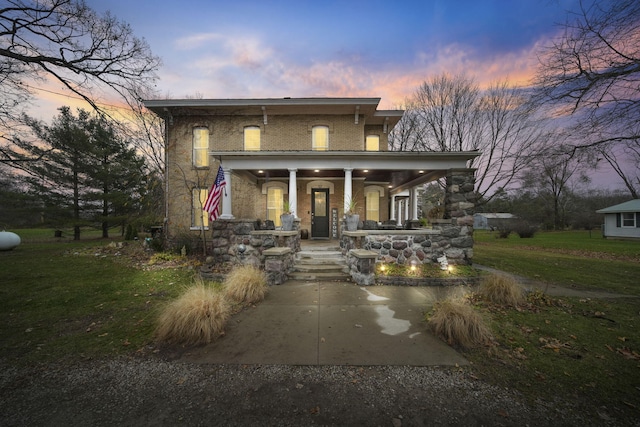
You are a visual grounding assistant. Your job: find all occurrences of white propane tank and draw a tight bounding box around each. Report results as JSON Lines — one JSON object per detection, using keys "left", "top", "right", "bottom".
{"left": 0, "top": 231, "right": 21, "bottom": 250}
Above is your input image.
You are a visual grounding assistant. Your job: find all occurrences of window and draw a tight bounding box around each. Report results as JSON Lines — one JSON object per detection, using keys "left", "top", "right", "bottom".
{"left": 244, "top": 126, "right": 261, "bottom": 151}
{"left": 267, "top": 187, "right": 284, "bottom": 226}
{"left": 366, "top": 135, "right": 379, "bottom": 151}
{"left": 193, "top": 127, "right": 209, "bottom": 167}
{"left": 366, "top": 190, "right": 380, "bottom": 221}
{"left": 192, "top": 188, "right": 209, "bottom": 228}
{"left": 622, "top": 212, "right": 636, "bottom": 227}
{"left": 312, "top": 126, "right": 329, "bottom": 151}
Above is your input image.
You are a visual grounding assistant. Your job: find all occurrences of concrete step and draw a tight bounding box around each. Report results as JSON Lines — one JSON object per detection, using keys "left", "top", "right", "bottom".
{"left": 290, "top": 247, "right": 350, "bottom": 281}
{"left": 292, "top": 263, "right": 349, "bottom": 273}
{"left": 288, "top": 271, "right": 351, "bottom": 281}
{"left": 297, "top": 250, "right": 343, "bottom": 259}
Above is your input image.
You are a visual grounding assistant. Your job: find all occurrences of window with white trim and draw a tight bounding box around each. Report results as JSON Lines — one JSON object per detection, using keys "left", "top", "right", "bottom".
{"left": 312, "top": 126, "right": 329, "bottom": 151}
{"left": 192, "top": 188, "right": 209, "bottom": 228}
{"left": 366, "top": 135, "right": 379, "bottom": 151}
{"left": 267, "top": 187, "right": 284, "bottom": 226}
{"left": 366, "top": 189, "right": 380, "bottom": 221}
{"left": 244, "top": 126, "right": 261, "bottom": 151}
{"left": 192, "top": 127, "right": 209, "bottom": 167}
{"left": 622, "top": 212, "right": 636, "bottom": 227}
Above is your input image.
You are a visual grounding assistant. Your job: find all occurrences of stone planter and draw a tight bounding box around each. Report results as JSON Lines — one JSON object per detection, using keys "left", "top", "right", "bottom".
{"left": 345, "top": 214, "right": 359, "bottom": 231}
{"left": 280, "top": 214, "right": 295, "bottom": 231}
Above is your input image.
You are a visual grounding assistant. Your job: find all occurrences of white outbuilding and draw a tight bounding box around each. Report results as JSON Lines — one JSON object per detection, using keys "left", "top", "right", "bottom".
{"left": 596, "top": 199, "right": 640, "bottom": 239}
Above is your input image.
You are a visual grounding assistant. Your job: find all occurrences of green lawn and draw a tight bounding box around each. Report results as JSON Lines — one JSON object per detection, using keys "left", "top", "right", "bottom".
{"left": 0, "top": 239, "right": 194, "bottom": 365}
{"left": 466, "top": 230, "right": 640, "bottom": 421}
{"left": 473, "top": 230, "right": 640, "bottom": 296}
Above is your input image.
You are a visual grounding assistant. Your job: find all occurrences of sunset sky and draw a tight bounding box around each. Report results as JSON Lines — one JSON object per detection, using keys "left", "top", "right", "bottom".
{"left": 67, "top": 0, "right": 581, "bottom": 109}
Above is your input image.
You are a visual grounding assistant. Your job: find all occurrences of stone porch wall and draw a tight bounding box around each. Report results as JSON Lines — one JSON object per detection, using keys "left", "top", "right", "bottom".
{"left": 208, "top": 219, "right": 300, "bottom": 285}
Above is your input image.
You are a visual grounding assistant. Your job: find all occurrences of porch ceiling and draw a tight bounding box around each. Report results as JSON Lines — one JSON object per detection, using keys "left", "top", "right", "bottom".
{"left": 210, "top": 150, "right": 480, "bottom": 193}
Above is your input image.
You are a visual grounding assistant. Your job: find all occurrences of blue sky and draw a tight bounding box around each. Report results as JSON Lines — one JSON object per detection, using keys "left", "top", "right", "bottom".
{"left": 76, "top": 0, "right": 580, "bottom": 108}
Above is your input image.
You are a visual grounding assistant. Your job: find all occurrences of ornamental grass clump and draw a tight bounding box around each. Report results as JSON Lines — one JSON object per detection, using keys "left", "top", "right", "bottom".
{"left": 155, "top": 278, "right": 230, "bottom": 346}
{"left": 478, "top": 273, "right": 525, "bottom": 307}
{"left": 427, "top": 298, "right": 492, "bottom": 349}
{"left": 223, "top": 264, "right": 268, "bottom": 305}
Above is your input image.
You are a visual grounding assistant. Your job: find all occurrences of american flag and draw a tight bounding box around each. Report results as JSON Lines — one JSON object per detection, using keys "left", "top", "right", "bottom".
{"left": 203, "top": 166, "right": 226, "bottom": 221}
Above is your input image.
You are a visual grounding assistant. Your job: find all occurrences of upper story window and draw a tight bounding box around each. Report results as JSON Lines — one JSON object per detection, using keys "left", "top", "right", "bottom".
{"left": 192, "top": 127, "right": 209, "bottom": 167}
{"left": 366, "top": 135, "right": 380, "bottom": 151}
{"left": 244, "top": 126, "right": 261, "bottom": 151}
{"left": 312, "top": 126, "right": 329, "bottom": 151}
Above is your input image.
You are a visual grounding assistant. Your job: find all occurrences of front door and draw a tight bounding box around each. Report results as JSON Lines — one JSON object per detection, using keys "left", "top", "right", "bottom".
{"left": 311, "top": 189, "right": 329, "bottom": 239}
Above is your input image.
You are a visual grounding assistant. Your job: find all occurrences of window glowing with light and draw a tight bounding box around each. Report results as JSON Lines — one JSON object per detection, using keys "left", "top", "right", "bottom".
{"left": 267, "top": 187, "right": 284, "bottom": 226}
{"left": 192, "top": 127, "right": 209, "bottom": 167}
{"left": 366, "top": 190, "right": 380, "bottom": 221}
{"left": 192, "top": 188, "right": 209, "bottom": 228}
{"left": 312, "top": 126, "right": 329, "bottom": 151}
{"left": 366, "top": 135, "right": 379, "bottom": 151}
{"left": 244, "top": 126, "right": 261, "bottom": 151}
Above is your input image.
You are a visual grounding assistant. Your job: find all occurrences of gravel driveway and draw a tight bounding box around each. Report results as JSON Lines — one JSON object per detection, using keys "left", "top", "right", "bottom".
{"left": 0, "top": 357, "right": 625, "bottom": 426}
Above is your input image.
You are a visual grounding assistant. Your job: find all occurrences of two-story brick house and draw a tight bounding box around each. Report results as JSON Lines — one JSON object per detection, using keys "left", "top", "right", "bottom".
{"left": 143, "top": 97, "right": 478, "bottom": 250}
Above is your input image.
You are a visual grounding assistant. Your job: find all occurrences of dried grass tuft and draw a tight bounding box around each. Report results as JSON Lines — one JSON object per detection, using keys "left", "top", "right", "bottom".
{"left": 155, "top": 279, "right": 230, "bottom": 345}
{"left": 223, "top": 264, "right": 268, "bottom": 305}
{"left": 428, "top": 298, "right": 492, "bottom": 349}
{"left": 478, "top": 273, "right": 525, "bottom": 307}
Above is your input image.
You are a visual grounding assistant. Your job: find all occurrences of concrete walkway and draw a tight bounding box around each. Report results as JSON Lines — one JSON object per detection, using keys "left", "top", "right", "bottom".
{"left": 180, "top": 279, "right": 468, "bottom": 367}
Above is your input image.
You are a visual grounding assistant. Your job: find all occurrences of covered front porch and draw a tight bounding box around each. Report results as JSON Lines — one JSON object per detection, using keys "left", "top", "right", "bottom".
{"left": 212, "top": 150, "right": 479, "bottom": 238}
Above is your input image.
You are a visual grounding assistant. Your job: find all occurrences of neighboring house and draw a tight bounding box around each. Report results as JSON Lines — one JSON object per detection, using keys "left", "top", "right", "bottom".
{"left": 143, "top": 97, "right": 479, "bottom": 246}
{"left": 473, "top": 213, "right": 517, "bottom": 230}
{"left": 596, "top": 199, "right": 640, "bottom": 239}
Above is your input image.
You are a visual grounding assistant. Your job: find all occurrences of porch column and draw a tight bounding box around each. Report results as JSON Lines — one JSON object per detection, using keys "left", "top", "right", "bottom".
{"left": 411, "top": 187, "right": 419, "bottom": 220}
{"left": 343, "top": 168, "right": 353, "bottom": 214}
{"left": 390, "top": 195, "right": 396, "bottom": 220}
{"left": 288, "top": 168, "right": 298, "bottom": 218}
{"left": 396, "top": 199, "right": 403, "bottom": 226}
{"left": 220, "top": 167, "right": 234, "bottom": 219}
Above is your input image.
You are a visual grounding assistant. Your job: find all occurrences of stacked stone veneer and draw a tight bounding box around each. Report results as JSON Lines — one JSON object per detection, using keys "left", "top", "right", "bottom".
{"left": 207, "top": 218, "right": 300, "bottom": 285}
{"left": 342, "top": 169, "right": 476, "bottom": 284}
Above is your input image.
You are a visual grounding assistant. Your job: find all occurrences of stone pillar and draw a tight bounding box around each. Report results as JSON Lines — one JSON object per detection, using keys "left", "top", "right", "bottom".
{"left": 220, "top": 168, "right": 234, "bottom": 219}
{"left": 288, "top": 168, "right": 298, "bottom": 218}
{"left": 444, "top": 168, "right": 476, "bottom": 265}
{"left": 343, "top": 168, "right": 353, "bottom": 213}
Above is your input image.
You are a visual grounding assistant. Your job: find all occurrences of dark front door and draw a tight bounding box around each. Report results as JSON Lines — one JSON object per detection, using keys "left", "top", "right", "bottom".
{"left": 311, "top": 189, "right": 329, "bottom": 238}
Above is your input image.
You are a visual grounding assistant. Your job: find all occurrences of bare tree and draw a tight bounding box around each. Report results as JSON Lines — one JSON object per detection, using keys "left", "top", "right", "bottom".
{"left": 0, "top": 0, "right": 161, "bottom": 163}
{"left": 534, "top": 0, "right": 640, "bottom": 197}
{"left": 390, "top": 74, "right": 546, "bottom": 206}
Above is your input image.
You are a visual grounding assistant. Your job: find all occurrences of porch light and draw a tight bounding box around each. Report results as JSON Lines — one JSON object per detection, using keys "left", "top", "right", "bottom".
{"left": 314, "top": 169, "right": 320, "bottom": 172}
{"left": 363, "top": 169, "right": 369, "bottom": 173}
{"left": 419, "top": 170, "right": 424, "bottom": 173}
{"left": 258, "top": 170, "right": 263, "bottom": 174}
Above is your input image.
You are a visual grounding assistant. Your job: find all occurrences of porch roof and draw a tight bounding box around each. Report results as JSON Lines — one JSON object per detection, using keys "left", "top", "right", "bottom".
{"left": 210, "top": 150, "right": 480, "bottom": 194}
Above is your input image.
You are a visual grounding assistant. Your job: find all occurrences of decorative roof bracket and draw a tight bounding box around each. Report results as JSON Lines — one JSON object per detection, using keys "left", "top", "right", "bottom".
{"left": 354, "top": 105, "right": 359, "bottom": 124}
{"left": 262, "top": 106, "right": 268, "bottom": 125}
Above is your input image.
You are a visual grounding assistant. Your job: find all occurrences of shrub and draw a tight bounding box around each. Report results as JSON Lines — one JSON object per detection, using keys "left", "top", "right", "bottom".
{"left": 155, "top": 279, "right": 230, "bottom": 345}
{"left": 478, "top": 273, "right": 525, "bottom": 307}
{"left": 513, "top": 220, "right": 538, "bottom": 238}
{"left": 224, "top": 265, "right": 268, "bottom": 305}
{"left": 427, "top": 298, "right": 492, "bottom": 348}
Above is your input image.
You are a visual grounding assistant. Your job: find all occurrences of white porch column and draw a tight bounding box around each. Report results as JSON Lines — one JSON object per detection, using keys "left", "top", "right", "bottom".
{"left": 396, "top": 199, "right": 403, "bottom": 226}
{"left": 288, "top": 168, "right": 298, "bottom": 218}
{"left": 220, "top": 167, "right": 234, "bottom": 219}
{"left": 390, "top": 195, "right": 396, "bottom": 220}
{"left": 343, "top": 168, "right": 353, "bottom": 214}
{"left": 406, "top": 198, "right": 411, "bottom": 221}
{"left": 411, "top": 187, "right": 419, "bottom": 220}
